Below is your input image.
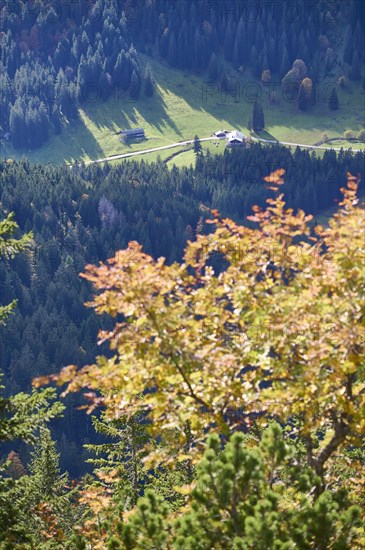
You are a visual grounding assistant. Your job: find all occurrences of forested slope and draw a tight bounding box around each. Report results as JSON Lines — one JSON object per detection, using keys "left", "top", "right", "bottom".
{"left": 1, "top": 0, "right": 364, "bottom": 151}
{"left": 0, "top": 146, "right": 364, "bottom": 472}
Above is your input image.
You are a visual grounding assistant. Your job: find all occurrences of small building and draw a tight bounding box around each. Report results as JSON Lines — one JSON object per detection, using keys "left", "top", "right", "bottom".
{"left": 214, "top": 130, "right": 229, "bottom": 138}
{"left": 226, "top": 130, "right": 245, "bottom": 147}
{"left": 119, "top": 128, "right": 145, "bottom": 141}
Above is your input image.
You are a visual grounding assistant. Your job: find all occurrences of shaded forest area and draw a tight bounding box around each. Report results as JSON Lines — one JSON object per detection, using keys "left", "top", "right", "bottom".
{"left": 0, "top": 144, "right": 364, "bottom": 473}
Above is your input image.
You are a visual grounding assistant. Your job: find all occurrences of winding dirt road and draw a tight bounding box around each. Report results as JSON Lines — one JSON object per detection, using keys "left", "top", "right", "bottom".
{"left": 84, "top": 135, "right": 362, "bottom": 166}
{"left": 85, "top": 137, "right": 215, "bottom": 165}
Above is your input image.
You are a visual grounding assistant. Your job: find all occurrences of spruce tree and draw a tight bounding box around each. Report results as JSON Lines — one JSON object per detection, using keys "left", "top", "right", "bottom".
{"left": 193, "top": 134, "right": 203, "bottom": 156}
{"left": 159, "top": 28, "right": 169, "bottom": 58}
{"left": 129, "top": 69, "right": 141, "bottom": 99}
{"left": 343, "top": 25, "right": 353, "bottom": 65}
{"left": 23, "top": 427, "right": 75, "bottom": 543}
{"left": 329, "top": 87, "right": 339, "bottom": 110}
{"left": 144, "top": 63, "right": 154, "bottom": 97}
{"left": 224, "top": 21, "right": 235, "bottom": 61}
{"left": 100, "top": 424, "right": 362, "bottom": 549}
{"left": 208, "top": 52, "right": 218, "bottom": 81}
{"left": 279, "top": 48, "right": 290, "bottom": 78}
{"left": 298, "top": 82, "right": 307, "bottom": 111}
{"left": 9, "top": 102, "right": 26, "bottom": 149}
{"left": 84, "top": 412, "right": 149, "bottom": 507}
{"left": 250, "top": 45, "right": 260, "bottom": 78}
{"left": 27, "top": 427, "right": 68, "bottom": 501}
{"left": 167, "top": 31, "right": 177, "bottom": 67}
{"left": 247, "top": 114, "right": 253, "bottom": 132}
{"left": 0, "top": 217, "right": 63, "bottom": 546}
{"left": 0, "top": 462, "right": 31, "bottom": 547}
{"left": 99, "top": 70, "right": 112, "bottom": 101}
{"left": 252, "top": 97, "right": 265, "bottom": 132}
{"left": 349, "top": 50, "right": 361, "bottom": 81}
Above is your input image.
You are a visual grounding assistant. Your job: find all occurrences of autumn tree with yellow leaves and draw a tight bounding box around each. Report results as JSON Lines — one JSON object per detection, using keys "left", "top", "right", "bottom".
{"left": 36, "top": 171, "right": 365, "bottom": 547}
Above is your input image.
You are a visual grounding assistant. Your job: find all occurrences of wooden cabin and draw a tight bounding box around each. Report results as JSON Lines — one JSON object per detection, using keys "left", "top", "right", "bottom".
{"left": 120, "top": 128, "right": 145, "bottom": 141}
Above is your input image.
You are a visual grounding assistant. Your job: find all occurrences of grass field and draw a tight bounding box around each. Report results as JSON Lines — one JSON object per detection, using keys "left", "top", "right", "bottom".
{"left": 321, "top": 139, "right": 365, "bottom": 151}
{"left": 2, "top": 54, "right": 364, "bottom": 166}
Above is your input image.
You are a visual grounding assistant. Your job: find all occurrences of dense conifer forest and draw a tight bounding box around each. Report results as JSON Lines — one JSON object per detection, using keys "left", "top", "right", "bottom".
{"left": 0, "top": 1, "right": 365, "bottom": 547}
{"left": 0, "top": 146, "right": 364, "bottom": 475}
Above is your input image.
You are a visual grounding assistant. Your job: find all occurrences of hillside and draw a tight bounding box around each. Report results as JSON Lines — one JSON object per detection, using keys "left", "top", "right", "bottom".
{"left": 1, "top": 0, "right": 364, "bottom": 165}
{"left": 2, "top": 53, "right": 364, "bottom": 166}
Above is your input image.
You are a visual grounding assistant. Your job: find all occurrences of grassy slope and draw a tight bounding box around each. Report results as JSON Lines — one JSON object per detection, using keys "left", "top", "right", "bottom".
{"left": 2, "top": 54, "right": 364, "bottom": 165}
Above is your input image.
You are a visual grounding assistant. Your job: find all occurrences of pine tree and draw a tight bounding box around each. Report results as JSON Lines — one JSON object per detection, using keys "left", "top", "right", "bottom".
{"left": 329, "top": 87, "right": 339, "bottom": 110}
{"left": 168, "top": 31, "right": 177, "bottom": 67}
{"left": 250, "top": 45, "right": 260, "bottom": 78}
{"left": 100, "top": 424, "right": 362, "bottom": 549}
{"left": 0, "top": 462, "right": 31, "bottom": 547}
{"left": 22, "top": 427, "right": 75, "bottom": 543}
{"left": 38, "top": 101, "right": 49, "bottom": 144}
{"left": 224, "top": 21, "right": 235, "bottom": 61}
{"left": 129, "top": 69, "right": 141, "bottom": 99}
{"left": 247, "top": 114, "right": 252, "bottom": 132}
{"left": 252, "top": 97, "right": 265, "bottom": 132}
{"left": 115, "top": 51, "right": 132, "bottom": 91}
{"left": 298, "top": 79, "right": 313, "bottom": 111}
{"left": 0, "top": 218, "right": 63, "bottom": 546}
{"left": 27, "top": 427, "right": 68, "bottom": 500}
{"left": 0, "top": 213, "right": 32, "bottom": 325}
{"left": 85, "top": 412, "right": 149, "bottom": 507}
{"left": 9, "top": 102, "right": 26, "bottom": 149}
{"left": 279, "top": 48, "right": 290, "bottom": 78}
{"left": 349, "top": 50, "right": 361, "bottom": 81}
{"left": 99, "top": 70, "right": 112, "bottom": 101}
{"left": 193, "top": 134, "right": 202, "bottom": 156}
{"left": 159, "top": 28, "right": 169, "bottom": 58}
{"left": 144, "top": 63, "right": 154, "bottom": 97}
{"left": 208, "top": 52, "right": 218, "bottom": 81}
{"left": 343, "top": 24, "right": 353, "bottom": 65}
{"left": 232, "top": 32, "right": 240, "bottom": 69}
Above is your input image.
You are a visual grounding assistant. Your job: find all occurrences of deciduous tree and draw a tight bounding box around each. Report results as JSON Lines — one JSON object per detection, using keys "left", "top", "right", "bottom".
{"left": 45, "top": 172, "right": 364, "bottom": 493}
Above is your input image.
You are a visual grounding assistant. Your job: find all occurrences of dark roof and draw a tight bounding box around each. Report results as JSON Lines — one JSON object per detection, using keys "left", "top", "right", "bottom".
{"left": 120, "top": 128, "right": 145, "bottom": 136}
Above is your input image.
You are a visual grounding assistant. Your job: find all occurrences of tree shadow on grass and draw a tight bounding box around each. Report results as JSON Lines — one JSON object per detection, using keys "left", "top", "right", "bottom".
{"left": 6, "top": 115, "right": 105, "bottom": 165}
{"left": 252, "top": 129, "right": 277, "bottom": 141}
{"left": 81, "top": 84, "right": 183, "bottom": 141}
{"left": 149, "top": 55, "right": 365, "bottom": 142}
